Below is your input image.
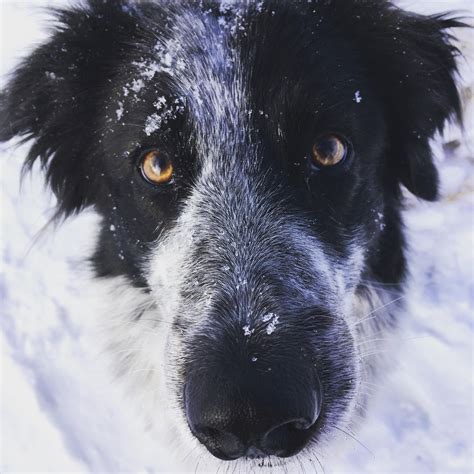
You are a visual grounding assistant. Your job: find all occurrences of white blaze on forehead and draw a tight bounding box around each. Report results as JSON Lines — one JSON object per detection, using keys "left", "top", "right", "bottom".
{"left": 157, "top": 9, "right": 250, "bottom": 166}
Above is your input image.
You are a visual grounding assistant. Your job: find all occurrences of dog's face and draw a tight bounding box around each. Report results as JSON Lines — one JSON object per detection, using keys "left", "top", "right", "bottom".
{"left": 1, "top": 0, "right": 461, "bottom": 465}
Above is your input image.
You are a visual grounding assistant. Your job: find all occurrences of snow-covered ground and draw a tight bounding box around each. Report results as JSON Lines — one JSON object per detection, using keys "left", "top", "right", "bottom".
{"left": 1, "top": 1, "right": 473, "bottom": 473}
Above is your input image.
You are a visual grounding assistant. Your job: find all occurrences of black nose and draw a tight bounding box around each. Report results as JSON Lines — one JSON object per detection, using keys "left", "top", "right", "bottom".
{"left": 184, "top": 368, "right": 322, "bottom": 460}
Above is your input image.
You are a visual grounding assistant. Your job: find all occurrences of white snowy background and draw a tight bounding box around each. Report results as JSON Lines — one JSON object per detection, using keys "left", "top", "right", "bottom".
{"left": 0, "top": 0, "right": 473, "bottom": 473}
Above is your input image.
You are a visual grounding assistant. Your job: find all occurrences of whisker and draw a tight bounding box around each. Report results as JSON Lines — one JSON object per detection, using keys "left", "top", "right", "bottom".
{"left": 182, "top": 444, "right": 201, "bottom": 465}
{"left": 357, "top": 348, "right": 392, "bottom": 359}
{"left": 194, "top": 453, "right": 203, "bottom": 474}
{"left": 359, "top": 380, "right": 383, "bottom": 389}
{"left": 355, "top": 337, "right": 395, "bottom": 347}
{"left": 314, "top": 453, "right": 326, "bottom": 474}
{"left": 307, "top": 456, "right": 319, "bottom": 474}
{"left": 330, "top": 425, "right": 373, "bottom": 456}
{"left": 358, "top": 278, "right": 401, "bottom": 288}
{"left": 110, "top": 317, "right": 175, "bottom": 327}
{"left": 296, "top": 455, "right": 307, "bottom": 474}
{"left": 351, "top": 295, "right": 405, "bottom": 328}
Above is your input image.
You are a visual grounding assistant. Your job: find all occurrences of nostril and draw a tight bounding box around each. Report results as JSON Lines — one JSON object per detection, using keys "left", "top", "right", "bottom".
{"left": 262, "top": 417, "right": 317, "bottom": 457}
{"left": 193, "top": 425, "right": 245, "bottom": 461}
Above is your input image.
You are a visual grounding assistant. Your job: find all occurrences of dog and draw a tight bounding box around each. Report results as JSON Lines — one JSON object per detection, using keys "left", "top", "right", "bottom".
{"left": 0, "top": 0, "right": 464, "bottom": 470}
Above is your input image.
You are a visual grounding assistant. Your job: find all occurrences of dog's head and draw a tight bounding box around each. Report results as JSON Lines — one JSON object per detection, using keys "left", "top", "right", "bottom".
{"left": 1, "top": 0, "right": 462, "bottom": 465}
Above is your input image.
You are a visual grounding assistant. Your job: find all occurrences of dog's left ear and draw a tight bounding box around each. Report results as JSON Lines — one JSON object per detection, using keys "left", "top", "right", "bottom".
{"left": 345, "top": 3, "right": 465, "bottom": 201}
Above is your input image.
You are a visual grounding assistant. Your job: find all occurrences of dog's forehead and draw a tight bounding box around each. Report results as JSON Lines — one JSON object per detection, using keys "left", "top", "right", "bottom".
{"left": 105, "top": 3, "right": 376, "bottom": 164}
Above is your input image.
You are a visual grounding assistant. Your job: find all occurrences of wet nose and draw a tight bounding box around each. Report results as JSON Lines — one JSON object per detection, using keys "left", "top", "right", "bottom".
{"left": 184, "top": 369, "right": 322, "bottom": 460}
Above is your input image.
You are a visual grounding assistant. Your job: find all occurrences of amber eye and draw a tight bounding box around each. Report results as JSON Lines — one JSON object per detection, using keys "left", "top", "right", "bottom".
{"left": 311, "top": 134, "right": 348, "bottom": 168}
{"left": 140, "top": 149, "right": 174, "bottom": 184}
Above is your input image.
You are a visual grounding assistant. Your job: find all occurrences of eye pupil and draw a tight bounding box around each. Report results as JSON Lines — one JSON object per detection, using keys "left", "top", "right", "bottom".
{"left": 151, "top": 154, "right": 166, "bottom": 173}
{"left": 313, "top": 137, "right": 337, "bottom": 160}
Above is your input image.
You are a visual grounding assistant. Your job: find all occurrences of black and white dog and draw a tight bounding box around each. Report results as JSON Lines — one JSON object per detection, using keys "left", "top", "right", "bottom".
{"left": 1, "top": 0, "right": 464, "bottom": 468}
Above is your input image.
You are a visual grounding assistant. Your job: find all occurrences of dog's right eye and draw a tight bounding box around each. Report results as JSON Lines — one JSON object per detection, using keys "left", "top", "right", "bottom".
{"left": 310, "top": 134, "right": 348, "bottom": 169}
{"left": 139, "top": 149, "right": 174, "bottom": 185}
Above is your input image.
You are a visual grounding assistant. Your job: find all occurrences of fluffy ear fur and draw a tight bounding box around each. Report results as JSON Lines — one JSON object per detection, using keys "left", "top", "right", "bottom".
{"left": 334, "top": 0, "right": 464, "bottom": 201}
{"left": 0, "top": 0, "right": 146, "bottom": 217}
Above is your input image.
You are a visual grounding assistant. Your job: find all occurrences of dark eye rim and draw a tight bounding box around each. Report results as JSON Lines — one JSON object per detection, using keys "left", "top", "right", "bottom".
{"left": 138, "top": 148, "right": 175, "bottom": 186}
{"left": 308, "top": 133, "right": 353, "bottom": 172}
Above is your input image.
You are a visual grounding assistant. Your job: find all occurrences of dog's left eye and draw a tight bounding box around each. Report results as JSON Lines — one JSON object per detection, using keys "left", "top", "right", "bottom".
{"left": 310, "top": 134, "right": 348, "bottom": 168}
{"left": 140, "top": 149, "right": 174, "bottom": 185}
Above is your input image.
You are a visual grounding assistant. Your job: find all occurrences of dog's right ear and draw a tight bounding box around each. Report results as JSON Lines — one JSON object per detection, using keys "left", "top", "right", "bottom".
{"left": 333, "top": 1, "right": 465, "bottom": 202}
{"left": 0, "top": 0, "right": 148, "bottom": 218}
